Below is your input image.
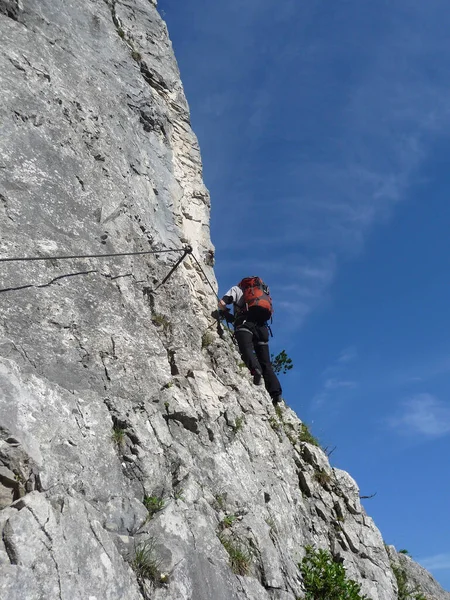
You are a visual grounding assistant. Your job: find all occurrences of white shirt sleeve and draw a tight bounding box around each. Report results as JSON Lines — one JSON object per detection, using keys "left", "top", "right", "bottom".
{"left": 222, "top": 285, "right": 244, "bottom": 307}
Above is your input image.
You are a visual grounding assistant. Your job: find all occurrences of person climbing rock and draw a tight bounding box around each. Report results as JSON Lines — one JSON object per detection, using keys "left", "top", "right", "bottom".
{"left": 218, "top": 276, "right": 283, "bottom": 404}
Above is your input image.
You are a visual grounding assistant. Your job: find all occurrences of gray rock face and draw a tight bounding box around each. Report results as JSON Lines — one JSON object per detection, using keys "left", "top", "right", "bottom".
{"left": 387, "top": 547, "right": 450, "bottom": 600}
{"left": 0, "top": 2, "right": 448, "bottom": 599}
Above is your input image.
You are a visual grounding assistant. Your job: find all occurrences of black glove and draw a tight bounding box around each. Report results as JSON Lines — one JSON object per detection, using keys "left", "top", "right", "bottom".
{"left": 212, "top": 308, "right": 234, "bottom": 324}
{"left": 222, "top": 310, "right": 235, "bottom": 324}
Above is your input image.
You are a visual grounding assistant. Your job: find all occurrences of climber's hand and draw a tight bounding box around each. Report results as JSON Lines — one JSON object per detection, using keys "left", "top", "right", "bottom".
{"left": 222, "top": 311, "right": 234, "bottom": 324}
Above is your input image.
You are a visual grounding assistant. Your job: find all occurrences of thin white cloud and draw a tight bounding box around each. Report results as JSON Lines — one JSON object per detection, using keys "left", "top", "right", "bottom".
{"left": 173, "top": 0, "right": 450, "bottom": 329}
{"left": 338, "top": 347, "right": 358, "bottom": 364}
{"left": 240, "top": 7, "right": 448, "bottom": 321}
{"left": 312, "top": 348, "right": 358, "bottom": 409}
{"left": 393, "top": 356, "right": 450, "bottom": 387}
{"left": 389, "top": 394, "right": 450, "bottom": 438}
{"left": 324, "top": 379, "right": 357, "bottom": 391}
{"left": 217, "top": 254, "right": 337, "bottom": 330}
{"left": 418, "top": 553, "right": 450, "bottom": 571}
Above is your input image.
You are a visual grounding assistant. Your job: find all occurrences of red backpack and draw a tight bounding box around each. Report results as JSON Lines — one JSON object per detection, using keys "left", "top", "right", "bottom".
{"left": 238, "top": 276, "right": 273, "bottom": 320}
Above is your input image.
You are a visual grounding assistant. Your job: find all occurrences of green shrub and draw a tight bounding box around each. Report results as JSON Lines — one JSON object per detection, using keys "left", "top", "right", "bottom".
{"left": 300, "top": 546, "right": 370, "bottom": 600}
{"left": 143, "top": 495, "right": 165, "bottom": 518}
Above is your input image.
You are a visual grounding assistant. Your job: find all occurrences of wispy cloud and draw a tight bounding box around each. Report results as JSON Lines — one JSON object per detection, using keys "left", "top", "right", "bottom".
{"left": 322, "top": 346, "right": 358, "bottom": 378}
{"left": 389, "top": 394, "right": 450, "bottom": 438}
{"left": 393, "top": 355, "right": 450, "bottom": 387}
{"left": 218, "top": 254, "right": 336, "bottom": 329}
{"left": 338, "top": 346, "right": 358, "bottom": 365}
{"left": 166, "top": 0, "right": 450, "bottom": 327}
{"left": 418, "top": 553, "right": 450, "bottom": 571}
{"left": 312, "top": 347, "right": 358, "bottom": 409}
{"left": 324, "top": 379, "right": 357, "bottom": 391}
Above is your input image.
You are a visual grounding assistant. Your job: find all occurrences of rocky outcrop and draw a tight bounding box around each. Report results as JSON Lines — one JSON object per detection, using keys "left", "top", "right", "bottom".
{"left": 0, "top": 1, "right": 448, "bottom": 599}
{"left": 387, "top": 547, "right": 450, "bottom": 600}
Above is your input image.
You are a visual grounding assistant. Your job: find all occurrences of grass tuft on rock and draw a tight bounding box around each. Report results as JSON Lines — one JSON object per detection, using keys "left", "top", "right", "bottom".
{"left": 219, "top": 535, "right": 252, "bottom": 576}
{"left": 132, "top": 538, "right": 162, "bottom": 583}
{"left": 299, "top": 423, "right": 320, "bottom": 446}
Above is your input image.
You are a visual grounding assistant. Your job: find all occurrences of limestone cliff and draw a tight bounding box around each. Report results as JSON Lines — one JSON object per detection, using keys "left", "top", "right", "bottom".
{"left": 0, "top": 2, "right": 448, "bottom": 599}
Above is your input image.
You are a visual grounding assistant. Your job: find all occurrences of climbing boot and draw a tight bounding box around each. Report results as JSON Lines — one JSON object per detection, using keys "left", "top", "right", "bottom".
{"left": 253, "top": 370, "right": 263, "bottom": 386}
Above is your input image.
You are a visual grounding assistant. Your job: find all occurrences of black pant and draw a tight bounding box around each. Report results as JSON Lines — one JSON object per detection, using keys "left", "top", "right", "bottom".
{"left": 235, "top": 315, "right": 282, "bottom": 399}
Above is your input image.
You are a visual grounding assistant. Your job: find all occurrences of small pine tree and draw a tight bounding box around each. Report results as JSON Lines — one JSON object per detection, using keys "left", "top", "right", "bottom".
{"left": 271, "top": 350, "right": 293, "bottom": 375}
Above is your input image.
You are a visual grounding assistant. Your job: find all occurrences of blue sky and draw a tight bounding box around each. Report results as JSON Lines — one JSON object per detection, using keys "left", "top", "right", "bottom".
{"left": 159, "top": 0, "right": 450, "bottom": 588}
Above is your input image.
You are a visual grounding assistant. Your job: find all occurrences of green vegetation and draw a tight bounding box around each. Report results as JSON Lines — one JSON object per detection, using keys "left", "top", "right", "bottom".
{"left": 268, "top": 408, "right": 322, "bottom": 451}
{"left": 201, "top": 331, "right": 214, "bottom": 348}
{"left": 232, "top": 416, "right": 245, "bottom": 434}
{"left": 214, "top": 492, "right": 227, "bottom": 511}
{"left": 112, "top": 424, "right": 126, "bottom": 447}
{"left": 219, "top": 535, "right": 252, "bottom": 576}
{"left": 174, "top": 488, "right": 184, "bottom": 501}
{"left": 269, "top": 416, "right": 281, "bottom": 432}
{"left": 314, "top": 468, "right": 332, "bottom": 487}
{"left": 271, "top": 350, "right": 294, "bottom": 375}
{"left": 132, "top": 538, "right": 163, "bottom": 583}
{"left": 221, "top": 514, "right": 237, "bottom": 529}
{"left": 299, "top": 423, "right": 320, "bottom": 447}
{"left": 151, "top": 312, "right": 171, "bottom": 333}
{"left": 274, "top": 404, "right": 284, "bottom": 420}
{"left": 143, "top": 495, "right": 165, "bottom": 518}
{"left": 113, "top": 20, "right": 144, "bottom": 65}
{"left": 399, "top": 549, "right": 410, "bottom": 555}
{"left": 265, "top": 517, "right": 277, "bottom": 533}
{"left": 300, "top": 546, "right": 370, "bottom": 600}
{"left": 391, "top": 563, "right": 427, "bottom": 600}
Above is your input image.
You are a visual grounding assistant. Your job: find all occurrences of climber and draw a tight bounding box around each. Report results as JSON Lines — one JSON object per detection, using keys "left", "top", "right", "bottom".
{"left": 218, "top": 277, "right": 282, "bottom": 404}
